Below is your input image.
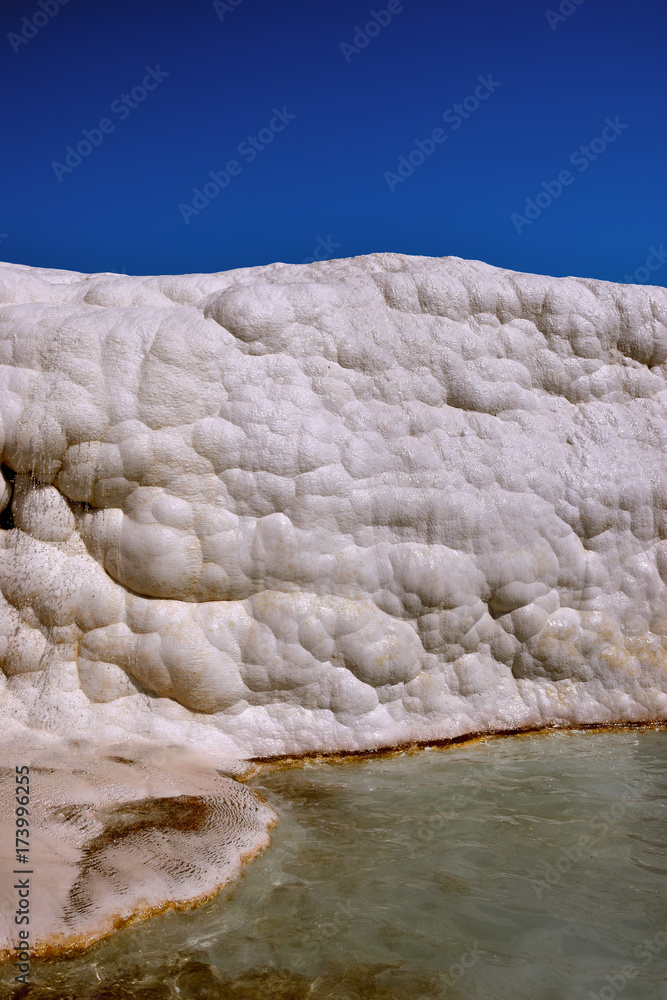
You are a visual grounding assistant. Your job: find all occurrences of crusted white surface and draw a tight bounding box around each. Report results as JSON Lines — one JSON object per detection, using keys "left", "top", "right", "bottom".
{"left": 0, "top": 729, "right": 274, "bottom": 956}
{"left": 0, "top": 253, "right": 666, "bottom": 757}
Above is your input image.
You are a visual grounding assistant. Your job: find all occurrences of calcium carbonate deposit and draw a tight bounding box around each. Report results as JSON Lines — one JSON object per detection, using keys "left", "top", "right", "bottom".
{"left": 1, "top": 252, "right": 667, "bottom": 959}
{"left": 1, "top": 252, "right": 666, "bottom": 761}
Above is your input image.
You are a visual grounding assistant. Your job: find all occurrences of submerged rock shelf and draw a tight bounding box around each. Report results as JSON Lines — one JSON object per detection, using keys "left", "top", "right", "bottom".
{"left": 0, "top": 738, "right": 274, "bottom": 961}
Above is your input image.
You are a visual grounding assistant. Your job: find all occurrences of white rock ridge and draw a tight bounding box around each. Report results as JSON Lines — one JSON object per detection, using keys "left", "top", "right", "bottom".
{"left": 0, "top": 253, "right": 666, "bottom": 758}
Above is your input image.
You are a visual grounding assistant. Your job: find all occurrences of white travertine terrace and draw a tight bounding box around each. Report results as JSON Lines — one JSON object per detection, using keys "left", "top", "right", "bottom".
{"left": 1, "top": 253, "right": 666, "bottom": 761}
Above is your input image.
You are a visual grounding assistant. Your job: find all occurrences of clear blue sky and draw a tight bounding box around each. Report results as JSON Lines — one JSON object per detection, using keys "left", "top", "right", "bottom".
{"left": 1, "top": 0, "right": 665, "bottom": 284}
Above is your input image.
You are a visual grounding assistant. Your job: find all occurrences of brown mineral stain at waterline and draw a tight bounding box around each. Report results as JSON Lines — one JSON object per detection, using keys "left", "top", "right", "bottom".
{"left": 241, "top": 720, "right": 667, "bottom": 777}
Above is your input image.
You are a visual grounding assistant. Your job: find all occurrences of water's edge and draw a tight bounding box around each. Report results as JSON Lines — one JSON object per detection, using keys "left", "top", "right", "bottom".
{"left": 3, "top": 725, "right": 665, "bottom": 1000}
{"left": 1, "top": 722, "right": 665, "bottom": 968}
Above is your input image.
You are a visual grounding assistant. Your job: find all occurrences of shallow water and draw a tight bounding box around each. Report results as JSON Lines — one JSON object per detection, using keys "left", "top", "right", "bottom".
{"left": 2, "top": 728, "right": 666, "bottom": 1000}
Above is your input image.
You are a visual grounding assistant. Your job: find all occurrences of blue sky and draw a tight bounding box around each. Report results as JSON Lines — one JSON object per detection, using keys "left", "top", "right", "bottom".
{"left": 1, "top": 0, "right": 665, "bottom": 283}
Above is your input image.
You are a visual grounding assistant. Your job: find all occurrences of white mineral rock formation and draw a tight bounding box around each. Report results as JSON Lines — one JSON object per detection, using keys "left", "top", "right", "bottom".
{"left": 1, "top": 253, "right": 666, "bottom": 761}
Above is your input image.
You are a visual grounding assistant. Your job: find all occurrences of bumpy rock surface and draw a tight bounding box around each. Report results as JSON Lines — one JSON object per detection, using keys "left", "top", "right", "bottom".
{"left": 0, "top": 253, "right": 666, "bottom": 757}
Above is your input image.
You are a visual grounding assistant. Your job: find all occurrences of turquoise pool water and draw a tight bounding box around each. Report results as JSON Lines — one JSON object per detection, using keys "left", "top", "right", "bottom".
{"left": 3, "top": 728, "right": 666, "bottom": 999}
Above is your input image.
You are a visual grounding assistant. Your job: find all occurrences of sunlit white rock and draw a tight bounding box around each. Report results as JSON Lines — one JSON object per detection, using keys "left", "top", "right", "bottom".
{"left": 0, "top": 253, "right": 666, "bottom": 758}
